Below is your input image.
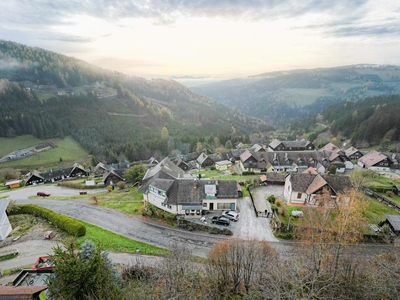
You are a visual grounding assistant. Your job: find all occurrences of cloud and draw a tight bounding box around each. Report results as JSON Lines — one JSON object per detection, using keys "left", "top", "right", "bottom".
{"left": 1, "top": 0, "right": 370, "bottom": 26}
{"left": 330, "top": 24, "right": 400, "bottom": 37}
{"left": 0, "top": 58, "right": 24, "bottom": 70}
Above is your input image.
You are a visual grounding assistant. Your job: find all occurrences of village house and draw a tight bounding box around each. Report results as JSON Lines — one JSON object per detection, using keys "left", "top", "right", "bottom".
{"left": 25, "top": 163, "right": 89, "bottom": 185}
{"left": 139, "top": 158, "right": 240, "bottom": 215}
{"left": 345, "top": 146, "right": 364, "bottom": 161}
{"left": 268, "top": 139, "right": 315, "bottom": 152}
{"left": 358, "top": 151, "right": 391, "bottom": 171}
{"left": 284, "top": 173, "right": 352, "bottom": 205}
{"left": 196, "top": 153, "right": 214, "bottom": 168}
{"left": 102, "top": 168, "right": 124, "bottom": 186}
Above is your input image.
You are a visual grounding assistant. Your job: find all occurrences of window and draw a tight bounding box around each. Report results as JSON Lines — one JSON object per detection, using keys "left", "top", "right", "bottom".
{"left": 185, "top": 210, "right": 190, "bottom": 215}
{"left": 217, "top": 203, "right": 234, "bottom": 210}
{"left": 203, "top": 203, "right": 207, "bottom": 207}
{"left": 297, "top": 193, "right": 302, "bottom": 199}
{"left": 196, "top": 210, "right": 201, "bottom": 215}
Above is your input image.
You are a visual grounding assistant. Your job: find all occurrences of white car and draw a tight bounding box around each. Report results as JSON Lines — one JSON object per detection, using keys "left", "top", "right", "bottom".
{"left": 222, "top": 210, "right": 239, "bottom": 222}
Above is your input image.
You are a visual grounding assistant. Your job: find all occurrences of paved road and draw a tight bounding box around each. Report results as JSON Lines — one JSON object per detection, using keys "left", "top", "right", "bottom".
{"left": 14, "top": 198, "right": 227, "bottom": 258}
{"left": 2, "top": 185, "right": 105, "bottom": 199}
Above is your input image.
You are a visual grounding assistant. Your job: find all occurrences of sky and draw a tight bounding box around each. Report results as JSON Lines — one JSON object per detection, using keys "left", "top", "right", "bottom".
{"left": 1, "top": 0, "right": 400, "bottom": 83}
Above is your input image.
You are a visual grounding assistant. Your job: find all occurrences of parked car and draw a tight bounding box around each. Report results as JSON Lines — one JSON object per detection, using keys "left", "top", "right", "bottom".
{"left": 79, "top": 190, "right": 87, "bottom": 195}
{"left": 211, "top": 216, "right": 231, "bottom": 226}
{"left": 37, "top": 191, "right": 50, "bottom": 197}
{"left": 222, "top": 210, "right": 240, "bottom": 221}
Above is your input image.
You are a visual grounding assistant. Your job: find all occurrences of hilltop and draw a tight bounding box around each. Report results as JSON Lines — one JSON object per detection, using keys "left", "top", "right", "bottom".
{"left": 0, "top": 40, "right": 271, "bottom": 164}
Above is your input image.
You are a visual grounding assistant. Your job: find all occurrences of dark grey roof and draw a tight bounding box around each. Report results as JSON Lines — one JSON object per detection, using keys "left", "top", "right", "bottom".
{"left": 166, "top": 179, "right": 239, "bottom": 206}
{"left": 290, "top": 174, "right": 316, "bottom": 193}
{"left": 151, "top": 179, "right": 175, "bottom": 192}
{"left": 281, "top": 140, "right": 311, "bottom": 148}
{"left": 321, "top": 174, "right": 352, "bottom": 194}
{"left": 290, "top": 173, "right": 352, "bottom": 194}
{"left": 386, "top": 215, "right": 400, "bottom": 232}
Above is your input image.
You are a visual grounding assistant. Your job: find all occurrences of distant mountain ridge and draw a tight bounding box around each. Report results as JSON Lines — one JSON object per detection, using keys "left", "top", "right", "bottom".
{"left": 192, "top": 65, "right": 400, "bottom": 126}
{"left": 0, "top": 40, "right": 270, "bottom": 163}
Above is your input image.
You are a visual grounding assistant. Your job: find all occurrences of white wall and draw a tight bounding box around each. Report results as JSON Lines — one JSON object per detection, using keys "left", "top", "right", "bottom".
{"left": 0, "top": 212, "right": 12, "bottom": 241}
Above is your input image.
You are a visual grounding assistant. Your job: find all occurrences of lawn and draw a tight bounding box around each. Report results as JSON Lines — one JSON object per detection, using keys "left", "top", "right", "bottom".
{"left": 0, "top": 136, "right": 89, "bottom": 169}
{"left": 96, "top": 187, "right": 144, "bottom": 215}
{"left": 364, "top": 198, "right": 400, "bottom": 224}
{"left": 0, "top": 135, "right": 43, "bottom": 157}
{"left": 75, "top": 221, "right": 169, "bottom": 256}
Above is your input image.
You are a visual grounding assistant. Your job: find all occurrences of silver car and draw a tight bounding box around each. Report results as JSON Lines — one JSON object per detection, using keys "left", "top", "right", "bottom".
{"left": 221, "top": 210, "right": 239, "bottom": 221}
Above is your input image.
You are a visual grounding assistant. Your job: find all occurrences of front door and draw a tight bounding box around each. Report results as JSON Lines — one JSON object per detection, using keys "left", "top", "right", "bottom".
{"left": 210, "top": 203, "right": 214, "bottom": 211}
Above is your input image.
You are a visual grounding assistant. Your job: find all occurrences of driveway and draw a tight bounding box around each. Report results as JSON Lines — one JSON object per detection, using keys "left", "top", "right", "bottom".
{"left": 234, "top": 197, "right": 278, "bottom": 242}
{"left": 251, "top": 185, "right": 285, "bottom": 215}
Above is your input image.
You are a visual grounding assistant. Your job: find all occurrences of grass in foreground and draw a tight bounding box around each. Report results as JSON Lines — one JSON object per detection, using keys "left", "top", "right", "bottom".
{"left": 75, "top": 221, "right": 169, "bottom": 256}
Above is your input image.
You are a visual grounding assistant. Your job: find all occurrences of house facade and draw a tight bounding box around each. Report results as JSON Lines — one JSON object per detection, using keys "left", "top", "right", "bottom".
{"left": 0, "top": 200, "right": 12, "bottom": 241}
{"left": 284, "top": 173, "right": 352, "bottom": 205}
{"left": 358, "top": 151, "right": 391, "bottom": 171}
{"left": 268, "top": 139, "right": 315, "bottom": 152}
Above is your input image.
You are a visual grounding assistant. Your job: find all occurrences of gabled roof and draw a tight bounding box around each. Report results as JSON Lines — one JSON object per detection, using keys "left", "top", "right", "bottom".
{"left": 240, "top": 150, "right": 255, "bottom": 162}
{"left": 269, "top": 139, "right": 282, "bottom": 149}
{"left": 385, "top": 215, "right": 400, "bottom": 231}
{"left": 140, "top": 157, "right": 187, "bottom": 192}
{"left": 197, "top": 153, "right": 209, "bottom": 164}
{"left": 289, "top": 173, "right": 352, "bottom": 195}
{"left": 303, "top": 167, "right": 318, "bottom": 175}
{"left": 102, "top": 168, "right": 123, "bottom": 182}
{"left": 26, "top": 170, "right": 44, "bottom": 180}
{"left": 281, "top": 140, "right": 311, "bottom": 148}
{"left": 166, "top": 179, "right": 238, "bottom": 206}
{"left": 306, "top": 174, "right": 328, "bottom": 195}
{"left": 290, "top": 174, "right": 316, "bottom": 193}
{"left": 345, "top": 146, "right": 361, "bottom": 157}
{"left": 215, "top": 160, "right": 231, "bottom": 166}
{"left": 150, "top": 178, "right": 175, "bottom": 192}
{"left": 359, "top": 151, "right": 388, "bottom": 167}
{"left": 319, "top": 143, "right": 339, "bottom": 152}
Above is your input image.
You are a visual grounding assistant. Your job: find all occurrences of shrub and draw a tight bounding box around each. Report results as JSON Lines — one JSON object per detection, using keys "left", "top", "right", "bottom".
{"left": 210, "top": 166, "right": 216, "bottom": 171}
{"left": 11, "top": 204, "right": 86, "bottom": 237}
{"left": 275, "top": 199, "right": 283, "bottom": 207}
{"left": 242, "top": 171, "right": 255, "bottom": 176}
{"left": 117, "top": 181, "right": 126, "bottom": 189}
{"left": 267, "top": 195, "right": 276, "bottom": 204}
{"left": 107, "top": 185, "right": 113, "bottom": 192}
{"left": 271, "top": 204, "right": 279, "bottom": 214}
{"left": 386, "top": 191, "right": 395, "bottom": 197}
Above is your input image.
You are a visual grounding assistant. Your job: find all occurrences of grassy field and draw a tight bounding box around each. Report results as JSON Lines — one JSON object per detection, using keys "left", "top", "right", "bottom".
{"left": 75, "top": 221, "right": 169, "bottom": 256}
{"left": 364, "top": 198, "right": 400, "bottom": 224}
{"left": 0, "top": 136, "right": 89, "bottom": 169}
{"left": 97, "top": 188, "right": 144, "bottom": 215}
{"left": 0, "top": 135, "right": 43, "bottom": 157}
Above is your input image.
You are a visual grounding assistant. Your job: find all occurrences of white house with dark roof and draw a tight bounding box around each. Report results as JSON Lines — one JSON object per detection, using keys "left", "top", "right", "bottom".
{"left": 139, "top": 158, "right": 239, "bottom": 215}
{"left": 284, "top": 173, "right": 352, "bottom": 205}
{"left": 0, "top": 199, "right": 12, "bottom": 241}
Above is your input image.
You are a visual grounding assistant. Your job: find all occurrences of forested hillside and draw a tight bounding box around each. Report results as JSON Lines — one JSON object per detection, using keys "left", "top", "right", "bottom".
{"left": 322, "top": 95, "right": 400, "bottom": 149}
{"left": 192, "top": 65, "right": 400, "bottom": 126}
{"left": 0, "top": 40, "right": 270, "bottom": 163}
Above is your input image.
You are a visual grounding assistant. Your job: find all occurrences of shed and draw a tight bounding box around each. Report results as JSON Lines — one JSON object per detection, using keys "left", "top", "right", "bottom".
{"left": 384, "top": 215, "right": 400, "bottom": 235}
{"left": 4, "top": 179, "right": 21, "bottom": 189}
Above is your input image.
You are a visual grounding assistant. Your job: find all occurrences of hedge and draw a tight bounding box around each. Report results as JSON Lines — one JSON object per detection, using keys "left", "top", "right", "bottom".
{"left": 57, "top": 182, "right": 105, "bottom": 189}
{"left": 12, "top": 204, "right": 86, "bottom": 237}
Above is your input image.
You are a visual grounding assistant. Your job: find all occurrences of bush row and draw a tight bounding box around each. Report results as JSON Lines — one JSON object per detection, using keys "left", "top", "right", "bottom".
{"left": 140, "top": 204, "right": 176, "bottom": 222}
{"left": 242, "top": 171, "right": 255, "bottom": 176}
{"left": 178, "top": 219, "right": 233, "bottom": 236}
{"left": 12, "top": 204, "right": 86, "bottom": 237}
{"left": 57, "top": 182, "right": 105, "bottom": 189}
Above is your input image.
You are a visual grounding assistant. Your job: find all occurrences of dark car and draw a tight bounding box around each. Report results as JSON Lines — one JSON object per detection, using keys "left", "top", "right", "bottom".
{"left": 211, "top": 216, "right": 230, "bottom": 226}
{"left": 37, "top": 191, "right": 50, "bottom": 197}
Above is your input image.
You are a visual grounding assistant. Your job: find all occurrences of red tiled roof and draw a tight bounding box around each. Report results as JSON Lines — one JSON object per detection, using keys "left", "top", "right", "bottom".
{"left": 306, "top": 174, "right": 328, "bottom": 195}
{"left": 359, "top": 151, "right": 387, "bottom": 167}
{"left": 302, "top": 167, "right": 318, "bottom": 175}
